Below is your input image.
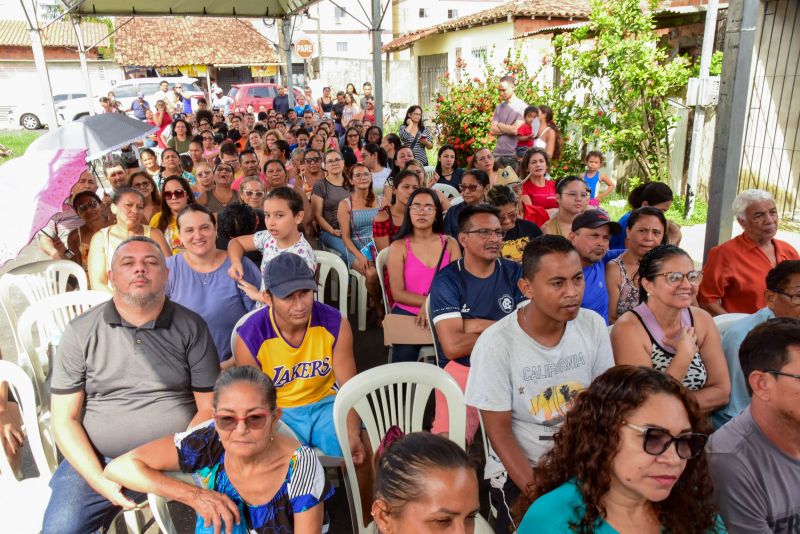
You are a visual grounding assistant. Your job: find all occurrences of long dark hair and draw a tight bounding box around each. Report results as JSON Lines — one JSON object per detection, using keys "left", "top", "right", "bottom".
{"left": 363, "top": 143, "right": 388, "bottom": 167}
{"left": 403, "top": 105, "right": 424, "bottom": 129}
{"left": 349, "top": 162, "right": 376, "bottom": 207}
{"left": 637, "top": 244, "right": 692, "bottom": 303}
{"left": 515, "top": 365, "right": 716, "bottom": 534}
{"left": 128, "top": 170, "right": 161, "bottom": 206}
{"left": 394, "top": 187, "right": 444, "bottom": 241}
{"left": 390, "top": 169, "right": 421, "bottom": 206}
{"left": 537, "top": 105, "right": 562, "bottom": 162}
{"left": 157, "top": 175, "right": 196, "bottom": 232}
{"left": 434, "top": 145, "right": 457, "bottom": 177}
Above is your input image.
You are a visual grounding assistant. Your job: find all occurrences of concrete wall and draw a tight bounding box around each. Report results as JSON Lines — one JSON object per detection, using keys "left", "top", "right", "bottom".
{"left": 316, "top": 55, "right": 411, "bottom": 105}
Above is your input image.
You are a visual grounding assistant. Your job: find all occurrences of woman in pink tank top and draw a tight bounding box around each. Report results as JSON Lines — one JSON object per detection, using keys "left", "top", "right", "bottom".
{"left": 386, "top": 188, "right": 461, "bottom": 362}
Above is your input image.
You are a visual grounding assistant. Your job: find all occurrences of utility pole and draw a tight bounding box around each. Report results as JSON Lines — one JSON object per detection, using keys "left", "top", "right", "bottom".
{"left": 371, "top": 0, "right": 383, "bottom": 129}
{"left": 684, "top": 0, "right": 720, "bottom": 218}
{"left": 283, "top": 18, "right": 295, "bottom": 107}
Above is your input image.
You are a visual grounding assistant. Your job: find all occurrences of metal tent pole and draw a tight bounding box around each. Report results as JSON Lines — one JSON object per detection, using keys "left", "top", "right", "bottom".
{"left": 371, "top": 0, "right": 383, "bottom": 129}
{"left": 72, "top": 16, "right": 95, "bottom": 116}
{"left": 283, "top": 18, "right": 295, "bottom": 107}
{"left": 21, "top": 0, "right": 57, "bottom": 129}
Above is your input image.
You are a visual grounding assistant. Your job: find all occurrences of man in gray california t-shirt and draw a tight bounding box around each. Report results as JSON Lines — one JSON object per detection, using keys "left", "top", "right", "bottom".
{"left": 43, "top": 236, "right": 219, "bottom": 534}
{"left": 708, "top": 317, "right": 800, "bottom": 533}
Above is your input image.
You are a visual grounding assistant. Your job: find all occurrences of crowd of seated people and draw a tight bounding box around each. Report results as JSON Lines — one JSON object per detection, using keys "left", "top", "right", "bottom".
{"left": 3, "top": 79, "right": 797, "bottom": 534}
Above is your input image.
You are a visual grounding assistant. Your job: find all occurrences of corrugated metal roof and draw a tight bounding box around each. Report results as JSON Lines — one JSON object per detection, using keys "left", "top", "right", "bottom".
{"left": 114, "top": 17, "right": 278, "bottom": 67}
{"left": 0, "top": 19, "right": 110, "bottom": 48}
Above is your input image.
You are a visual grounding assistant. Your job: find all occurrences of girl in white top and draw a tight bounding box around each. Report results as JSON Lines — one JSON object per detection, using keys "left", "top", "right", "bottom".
{"left": 227, "top": 186, "right": 315, "bottom": 303}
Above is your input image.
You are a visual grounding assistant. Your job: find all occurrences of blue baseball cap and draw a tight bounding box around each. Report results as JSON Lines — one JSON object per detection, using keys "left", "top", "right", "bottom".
{"left": 264, "top": 253, "right": 317, "bottom": 298}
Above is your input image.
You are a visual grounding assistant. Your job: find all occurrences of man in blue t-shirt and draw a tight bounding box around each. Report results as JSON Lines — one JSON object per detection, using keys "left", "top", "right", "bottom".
{"left": 430, "top": 204, "right": 525, "bottom": 440}
{"left": 568, "top": 210, "right": 623, "bottom": 324}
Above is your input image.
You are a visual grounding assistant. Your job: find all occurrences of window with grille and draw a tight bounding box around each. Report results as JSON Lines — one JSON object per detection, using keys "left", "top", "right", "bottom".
{"left": 336, "top": 42, "right": 348, "bottom": 53}
{"left": 447, "top": 9, "right": 458, "bottom": 19}
{"left": 419, "top": 8, "right": 429, "bottom": 17}
{"left": 471, "top": 47, "right": 488, "bottom": 64}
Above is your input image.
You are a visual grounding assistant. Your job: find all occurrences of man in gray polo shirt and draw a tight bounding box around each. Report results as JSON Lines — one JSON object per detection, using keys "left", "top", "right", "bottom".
{"left": 708, "top": 317, "right": 800, "bottom": 533}
{"left": 490, "top": 75, "right": 532, "bottom": 158}
{"left": 43, "top": 236, "right": 219, "bottom": 534}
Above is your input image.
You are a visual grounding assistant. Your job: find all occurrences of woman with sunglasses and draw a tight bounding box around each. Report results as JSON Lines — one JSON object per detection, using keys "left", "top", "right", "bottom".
{"left": 66, "top": 191, "right": 106, "bottom": 272}
{"left": 300, "top": 148, "right": 325, "bottom": 199}
{"left": 607, "top": 207, "right": 669, "bottom": 324}
{"left": 88, "top": 188, "right": 171, "bottom": 292}
{"left": 129, "top": 170, "right": 161, "bottom": 224}
{"left": 442, "top": 169, "right": 491, "bottom": 238}
{"left": 611, "top": 245, "right": 731, "bottom": 412}
{"left": 199, "top": 129, "right": 220, "bottom": 163}
{"left": 194, "top": 161, "right": 215, "bottom": 205}
{"left": 105, "top": 366, "right": 333, "bottom": 533}
{"left": 540, "top": 176, "right": 590, "bottom": 237}
{"left": 387, "top": 188, "right": 461, "bottom": 362}
{"left": 204, "top": 163, "right": 240, "bottom": 215}
{"left": 516, "top": 365, "right": 723, "bottom": 534}
{"left": 151, "top": 175, "right": 197, "bottom": 254}
{"left": 239, "top": 177, "right": 266, "bottom": 211}
{"left": 166, "top": 205, "right": 261, "bottom": 369}
{"left": 342, "top": 127, "right": 363, "bottom": 162}
{"left": 312, "top": 151, "right": 351, "bottom": 262}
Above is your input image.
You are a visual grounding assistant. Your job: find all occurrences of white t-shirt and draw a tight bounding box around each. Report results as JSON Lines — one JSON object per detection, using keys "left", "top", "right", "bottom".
{"left": 371, "top": 167, "right": 391, "bottom": 191}
{"left": 465, "top": 308, "right": 614, "bottom": 480}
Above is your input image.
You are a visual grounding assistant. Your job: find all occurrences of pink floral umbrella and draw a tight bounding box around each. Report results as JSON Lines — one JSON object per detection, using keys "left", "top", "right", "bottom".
{"left": 0, "top": 148, "right": 88, "bottom": 267}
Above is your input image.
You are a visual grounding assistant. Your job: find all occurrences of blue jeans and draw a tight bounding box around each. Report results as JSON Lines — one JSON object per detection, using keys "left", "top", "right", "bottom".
{"left": 320, "top": 230, "right": 353, "bottom": 267}
{"left": 281, "top": 395, "right": 342, "bottom": 456}
{"left": 42, "top": 457, "right": 145, "bottom": 534}
{"left": 390, "top": 305, "right": 427, "bottom": 363}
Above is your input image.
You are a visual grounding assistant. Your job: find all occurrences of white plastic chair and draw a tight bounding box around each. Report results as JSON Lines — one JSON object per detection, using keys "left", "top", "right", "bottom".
{"left": 348, "top": 269, "right": 368, "bottom": 332}
{"left": 333, "top": 362, "right": 468, "bottom": 533}
{"left": 449, "top": 195, "right": 465, "bottom": 207}
{"left": 0, "top": 361, "right": 53, "bottom": 532}
{"left": 229, "top": 308, "right": 261, "bottom": 360}
{"left": 315, "top": 250, "right": 349, "bottom": 317}
{"left": 374, "top": 248, "right": 391, "bottom": 316}
{"left": 0, "top": 259, "right": 88, "bottom": 357}
{"left": 713, "top": 313, "right": 749, "bottom": 338}
{"left": 432, "top": 182, "right": 460, "bottom": 200}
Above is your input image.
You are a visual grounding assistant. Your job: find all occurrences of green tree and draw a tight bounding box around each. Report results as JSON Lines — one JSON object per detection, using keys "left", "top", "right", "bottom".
{"left": 551, "top": 0, "right": 692, "bottom": 181}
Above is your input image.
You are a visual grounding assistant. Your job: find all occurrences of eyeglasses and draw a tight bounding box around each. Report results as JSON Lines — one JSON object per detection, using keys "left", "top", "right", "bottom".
{"left": 769, "top": 289, "right": 800, "bottom": 305}
{"left": 215, "top": 165, "right": 234, "bottom": 173}
{"left": 202, "top": 136, "right": 213, "bottom": 141}
{"left": 304, "top": 157, "right": 321, "bottom": 164}
{"left": 133, "top": 181, "right": 152, "bottom": 190}
{"left": 624, "top": 423, "right": 708, "bottom": 459}
{"left": 76, "top": 199, "right": 99, "bottom": 213}
{"left": 347, "top": 134, "right": 359, "bottom": 138}
{"left": 410, "top": 204, "right": 436, "bottom": 214}
{"left": 765, "top": 368, "right": 800, "bottom": 382}
{"left": 654, "top": 270, "right": 703, "bottom": 286}
{"left": 352, "top": 172, "right": 372, "bottom": 180}
{"left": 463, "top": 228, "right": 504, "bottom": 240}
{"left": 214, "top": 413, "right": 270, "bottom": 431}
{"left": 162, "top": 189, "right": 187, "bottom": 200}
{"left": 460, "top": 183, "right": 483, "bottom": 193}
{"left": 243, "top": 190, "right": 265, "bottom": 198}
{"left": 561, "top": 191, "right": 590, "bottom": 200}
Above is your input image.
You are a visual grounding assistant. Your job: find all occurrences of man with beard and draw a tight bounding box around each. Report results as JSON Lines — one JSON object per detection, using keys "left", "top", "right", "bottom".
{"left": 568, "top": 209, "right": 624, "bottom": 324}
{"left": 43, "top": 236, "right": 219, "bottom": 533}
{"left": 430, "top": 204, "right": 526, "bottom": 442}
{"left": 465, "top": 236, "right": 614, "bottom": 533}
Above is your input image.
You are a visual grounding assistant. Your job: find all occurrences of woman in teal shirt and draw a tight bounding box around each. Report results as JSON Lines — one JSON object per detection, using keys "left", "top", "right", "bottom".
{"left": 518, "top": 366, "right": 725, "bottom": 534}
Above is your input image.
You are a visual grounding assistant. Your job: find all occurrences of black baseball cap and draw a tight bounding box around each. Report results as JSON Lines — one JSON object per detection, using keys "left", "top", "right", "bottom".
{"left": 571, "top": 209, "right": 622, "bottom": 235}
{"left": 264, "top": 253, "right": 317, "bottom": 298}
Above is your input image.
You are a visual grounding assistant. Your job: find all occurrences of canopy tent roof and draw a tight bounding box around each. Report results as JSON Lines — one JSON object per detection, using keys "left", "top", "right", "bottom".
{"left": 114, "top": 17, "right": 278, "bottom": 67}
{"left": 64, "top": 0, "right": 318, "bottom": 18}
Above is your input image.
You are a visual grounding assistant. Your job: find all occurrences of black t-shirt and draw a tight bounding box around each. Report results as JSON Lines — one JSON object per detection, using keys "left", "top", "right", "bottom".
{"left": 501, "top": 218, "right": 542, "bottom": 262}
{"left": 332, "top": 102, "right": 345, "bottom": 119}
